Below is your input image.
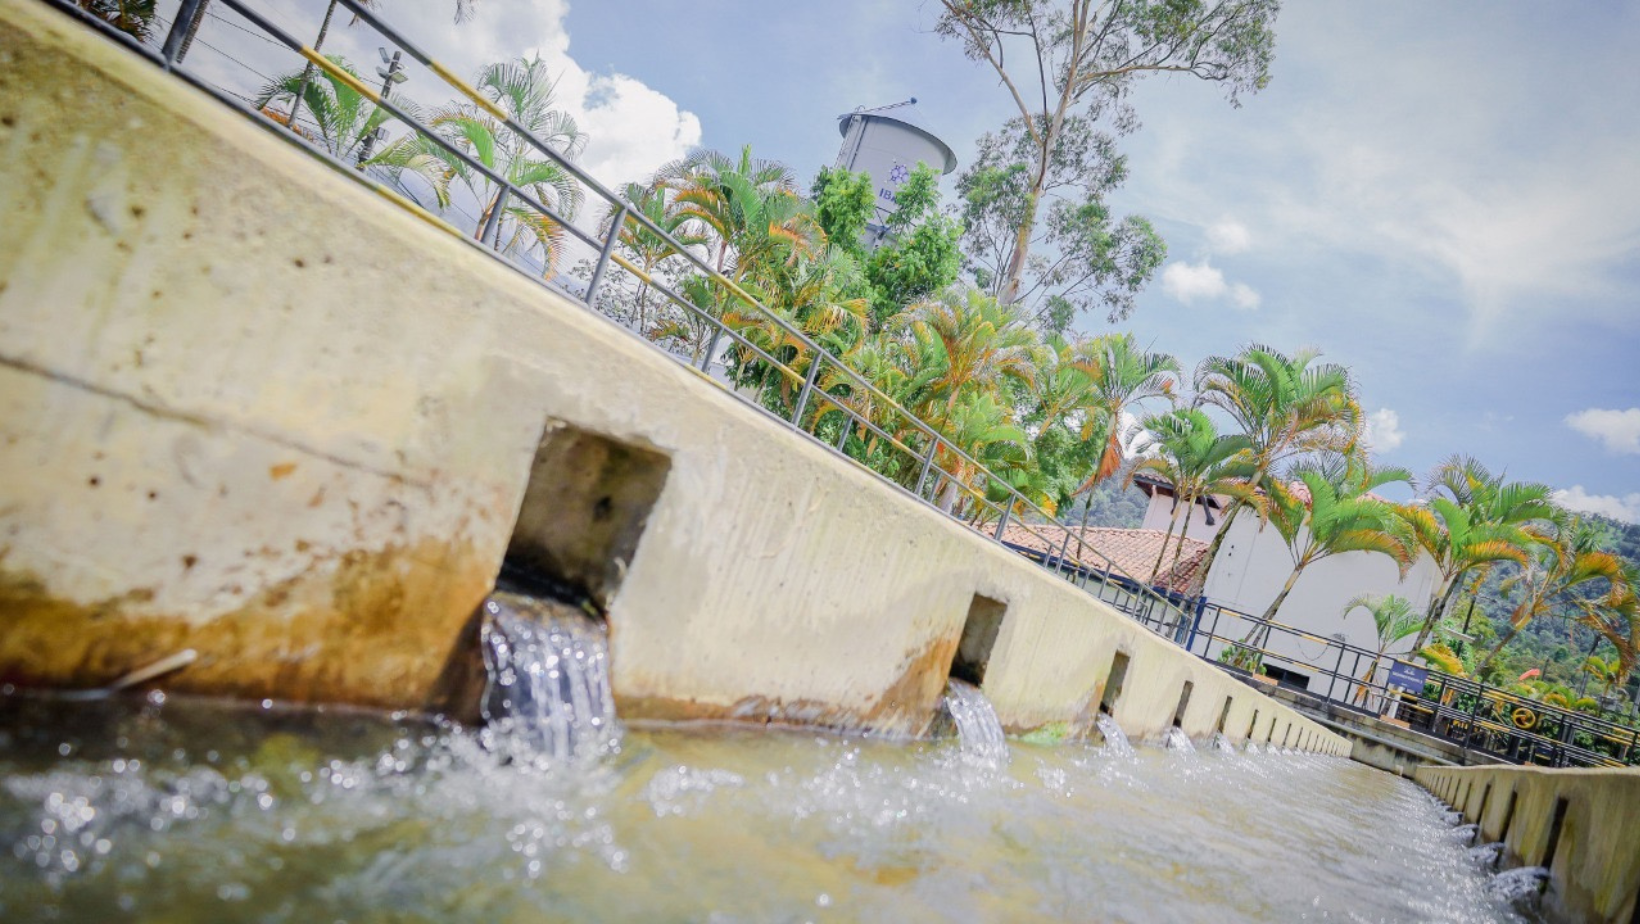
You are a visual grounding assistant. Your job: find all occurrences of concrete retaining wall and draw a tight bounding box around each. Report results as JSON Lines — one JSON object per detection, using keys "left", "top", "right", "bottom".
{"left": 0, "top": 0, "right": 1347, "bottom": 754}
{"left": 1417, "top": 765, "right": 1640, "bottom": 923}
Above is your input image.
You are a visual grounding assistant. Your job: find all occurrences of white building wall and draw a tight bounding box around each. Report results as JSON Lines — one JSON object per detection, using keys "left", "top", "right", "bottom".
{"left": 1197, "top": 514, "right": 1441, "bottom": 697}
{"left": 1138, "top": 492, "right": 1223, "bottom": 544}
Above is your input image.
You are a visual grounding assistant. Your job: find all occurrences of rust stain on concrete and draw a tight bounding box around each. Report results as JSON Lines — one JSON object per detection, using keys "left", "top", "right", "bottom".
{"left": 615, "top": 631, "right": 962, "bottom": 738}
{"left": 0, "top": 537, "right": 495, "bottom": 712}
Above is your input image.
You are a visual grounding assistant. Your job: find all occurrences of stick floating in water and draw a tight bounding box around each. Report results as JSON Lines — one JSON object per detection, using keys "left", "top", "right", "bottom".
{"left": 58, "top": 649, "right": 199, "bottom": 701}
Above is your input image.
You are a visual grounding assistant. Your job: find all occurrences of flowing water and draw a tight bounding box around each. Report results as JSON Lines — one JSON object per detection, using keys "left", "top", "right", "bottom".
{"left": 478, "top": 591, "right": 618, "bottom": 764}
{"left": 1163, "top": 726, "right": 1196, "bottom": 752}
{"left": 939, "top": 680, "right": 1007, "bottom": 763}
{"left": 1094, "top": 712, "right": 1133, "bottom": 756}
{"left": 0, "top": 692, "right": 1537, "bottom": 924}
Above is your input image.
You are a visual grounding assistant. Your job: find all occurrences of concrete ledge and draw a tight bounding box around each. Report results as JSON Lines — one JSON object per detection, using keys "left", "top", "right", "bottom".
{"left": 1416, "top": 765, "right": 1640, "bottom": 923}
{"left": 0, "top": 0, "right": 1348, "bottom": 754}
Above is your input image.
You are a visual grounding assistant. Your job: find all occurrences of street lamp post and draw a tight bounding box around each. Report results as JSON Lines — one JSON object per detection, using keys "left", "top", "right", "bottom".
{"left": 355, "top": 48, "right": 408, "bottom": 166}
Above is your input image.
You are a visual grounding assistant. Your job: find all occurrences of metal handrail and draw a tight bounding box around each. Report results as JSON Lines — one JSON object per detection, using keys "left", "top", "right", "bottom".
{"left": 46, "top": 0, "right": 1192, "bottom": 632}
{"left": 1184, "top": 602, "right": 1639, "bottom": 767}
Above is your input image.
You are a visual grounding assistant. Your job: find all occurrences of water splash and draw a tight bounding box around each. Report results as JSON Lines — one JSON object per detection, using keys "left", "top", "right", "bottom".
{"left": 1211, "top": 733, "right": 1236, "bottom": 753}
{"left": 479, "top": 592, "right": 619, "bottom": 762}
{"left": 1163, "top": 727, "right": 1195, "bottom": 752}
{"left": 1244, "top": 742, "right": 1261, "bottom": 755}
{"left": 941, "top": 679, "right": 1008, "bottom": 762}
{"left": 1487, "top": 866, "right": 1548, "bottom": 902}
{"left": 1441, "top": 810, "right": 1464, "bottom": 824}
{"left": 1469, "top": 842, "right": 1504, "bottom": 865}
{"left": 1094, "top": 714, "right": 1133, "bottom": 757}
{"left": 1448, "top": 822, "right": 1480, "bottom": 843}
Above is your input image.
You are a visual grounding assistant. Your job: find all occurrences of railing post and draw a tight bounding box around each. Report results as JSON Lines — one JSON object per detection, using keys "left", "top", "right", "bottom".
{"left": 584, "top": 203, "right": 625, "bottom": 306}
{"left": 993, "top": 503, "right": 1011, "bottom": 541}
{"left": 1328, "top": 642, "right": 1346, "bottom": 704}
{"left": 835, "top": 416, "right": 851, "bottom": 452}
{"left": 1053, "top": 526, "right": 1072, "bottom": 577}
{"left": 914, "top": 437, "right": 939, "bottom": 497}
{"left": 789, "top": 355, "right": 823, "bottom": 430}
{"left": 162, "top": 0, "right": 208, "bottom": 67}
{"left": 698, "top": 325, "right": 723, "bottom": 374}
{"left": 480, "top": 188, "right": 511, "bottom": 249}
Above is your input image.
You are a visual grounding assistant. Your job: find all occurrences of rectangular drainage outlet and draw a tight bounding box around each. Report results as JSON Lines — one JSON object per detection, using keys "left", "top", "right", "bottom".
{"left": 1172, "top": 681, "right": 1194, "bottom": 728}
{"left": 504, "top": 421, "right": 671, "bottom": 609}
{"left": 949, "top": 594, "right": 1008, "bottom": 686}
{"left": 1099, "top": 651, "right": 1130, "bottom": 716}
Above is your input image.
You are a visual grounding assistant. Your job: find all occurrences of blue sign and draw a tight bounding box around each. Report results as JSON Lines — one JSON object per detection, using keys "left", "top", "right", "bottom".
{"left": 1386, "top": 659, "right": 1429, "bottom": 691}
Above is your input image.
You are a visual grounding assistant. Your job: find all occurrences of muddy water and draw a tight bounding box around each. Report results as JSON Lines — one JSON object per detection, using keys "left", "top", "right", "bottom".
{"left": 0, "top": 695, "right": 1527, "bottom": 923}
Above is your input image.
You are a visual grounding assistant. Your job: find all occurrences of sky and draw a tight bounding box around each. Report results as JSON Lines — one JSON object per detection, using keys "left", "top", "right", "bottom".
{"left": 170, "top": 0, "right": 1639, "bottom": 521}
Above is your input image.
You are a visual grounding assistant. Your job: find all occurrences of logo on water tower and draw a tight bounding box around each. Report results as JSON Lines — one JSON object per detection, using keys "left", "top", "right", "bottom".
{"left": 888, "top": 163, "right": 910, "bottom": 184}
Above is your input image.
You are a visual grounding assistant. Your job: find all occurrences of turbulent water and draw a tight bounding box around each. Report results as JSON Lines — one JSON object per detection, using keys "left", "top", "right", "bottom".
{"left": 941, "top": 680, "right": 1008, "bottom": 763}
{"left": 0, "top": 694, "right": 1535, "bottom": 924}
{"left": 479, "top": 591, "right": 618, "bottom": 763}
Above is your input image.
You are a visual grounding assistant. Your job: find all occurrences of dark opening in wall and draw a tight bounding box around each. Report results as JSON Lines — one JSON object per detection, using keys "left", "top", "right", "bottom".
{"left": 1216, "top": 697, "right": 1233, "bottom": 734}
{"left": 1267, "top": 716, "right": 1278, "bottom": 743}
{"left": 1281, "top": 724, "right": 1291, "bottom": 747}
{"left": 1496, "top": 789, "right": 1519, "bottom": 868}
{"left": 949, "top": 594, "right": 1008, "bottom": 686}
{"left": 1541, "top": 797, "right": 1569, "bottom": 874}
{"left": 504, "top": 422, "right": 671, "bottom": 609}
{"left": 1099, "top": 651, "right": 1130, "bottom": 716}
{"left": 1172, "top": 681, "right": 1194, "bottom": 728}
{"left": 1247, "top": 709, "right": 1260, "bottom": 739}
{"left": 1477, "top": 783, "right": 1493, "bottom": 832}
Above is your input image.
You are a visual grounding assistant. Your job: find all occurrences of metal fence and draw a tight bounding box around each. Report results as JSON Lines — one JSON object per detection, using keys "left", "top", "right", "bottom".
{"left": 45, "top": 0, "right": 1192, "bottom": 631}
{"left": 1181, "top": 599, "right": 1640, "bottom": 768}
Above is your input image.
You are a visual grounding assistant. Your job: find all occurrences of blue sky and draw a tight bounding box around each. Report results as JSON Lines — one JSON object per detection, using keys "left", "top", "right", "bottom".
{"left": 175, "top": 0, "right": 1640, "bottom": 519}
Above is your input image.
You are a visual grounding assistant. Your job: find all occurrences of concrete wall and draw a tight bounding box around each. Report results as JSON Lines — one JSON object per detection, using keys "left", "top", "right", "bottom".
{"left": 1200, "top": 514, "right": 1441, "bottom": 694}
{"left": 1417, "top": 765, "right": 1640, "bottom": 923}
{"left": 0, "top": 0, "right": 1347, "bottom": 755}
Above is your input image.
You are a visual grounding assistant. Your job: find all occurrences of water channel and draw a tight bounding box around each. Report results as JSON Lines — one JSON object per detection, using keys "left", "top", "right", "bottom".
{"left": 1, "top": 693, "right": 1536, "bottom": 923}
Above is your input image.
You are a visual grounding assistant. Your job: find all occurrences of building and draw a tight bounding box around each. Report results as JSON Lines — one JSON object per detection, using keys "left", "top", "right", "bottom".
{"left": 1130, "top": 476, "right": 1441, "bottom": 701}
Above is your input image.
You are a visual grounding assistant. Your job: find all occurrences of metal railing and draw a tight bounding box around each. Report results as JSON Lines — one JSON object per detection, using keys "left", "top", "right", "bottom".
{"left": 45, "top": 0, "right": 1193, "bottom": 635}
{"left": 1181, "top": 600, "right": 1640, "bottom": 768}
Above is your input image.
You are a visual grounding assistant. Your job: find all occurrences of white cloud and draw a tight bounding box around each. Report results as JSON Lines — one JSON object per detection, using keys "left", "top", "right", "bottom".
{"left": 1553, "top": 486, "right": 1640, "bottom": 525}
{"left": 252, "top": 0, "right": 701, "bottom": 192}
{"left": 1565, "top": 407, "right": 1640, "bottom": 455}
{"left": 1362, "top": 408, "right": 1405, "bottom": 453}
{"left": 1161, "top": 260, "right": 1226, "bottom": 303}
{"left": 1206, "top": 218, "right": 1252, "bottom": 254}
{"left": 1160, "top": 260, "right": 1260, "bottom": 310}
{"left": 1229, "top": 283, "right": 1262, "bottom": 310}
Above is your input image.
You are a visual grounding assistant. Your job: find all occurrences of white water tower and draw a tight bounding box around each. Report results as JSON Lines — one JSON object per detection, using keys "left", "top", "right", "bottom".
{"left": 835, "top": 100, "right": 958, "bottom": 248}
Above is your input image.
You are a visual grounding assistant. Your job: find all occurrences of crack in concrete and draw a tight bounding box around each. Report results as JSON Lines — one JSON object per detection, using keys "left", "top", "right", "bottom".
{"left": 0, "top": 352, "right": 428, "bottom": 489}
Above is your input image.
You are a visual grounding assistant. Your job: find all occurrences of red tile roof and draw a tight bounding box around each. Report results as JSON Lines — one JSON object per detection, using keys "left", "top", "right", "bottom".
{"left": 980, "top": 522, "right": 1208, "bottom": 595}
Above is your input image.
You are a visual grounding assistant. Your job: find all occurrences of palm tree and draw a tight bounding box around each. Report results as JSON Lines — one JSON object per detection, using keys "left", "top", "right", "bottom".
{"left": 1060, "top": 334, "right": 1179, "bottom": 490}
{"left": 892, "top": 288, "right": 1042, "bottom": 421}
{"left": 1243, "top": 454, "right": 1415, "bottom": 646}
{"left": 594, "top": 182, "right": 706, "bottom": 339}
{"left": 1402, "top": 455, "right": 1557, "bottom": 651}
{"left": 1476, "top": 515, "right": 1630, "bottom": 674}
{"left": 1193, "top": 344, "right": 1360, "bottom": 587}
{"left": 1583, "top": 653, "right": 1626, "bottom": 700}
{"left": 256, "top": 57, "right": 409, "bottom": 161}
{"left": 656, "top": 146, "right": 806, "bottom": 277}
{"left": 1341, "top": 594, "right": 1424, "bottom": 706}
{"left": 1128, "top": 408, "right": 1254, "bottom": 581}
{"left": 75, "top": 0, "right": 157, "bottom": 40}
{"left": 376, "top": 55, "right": 585, "bottom": 272}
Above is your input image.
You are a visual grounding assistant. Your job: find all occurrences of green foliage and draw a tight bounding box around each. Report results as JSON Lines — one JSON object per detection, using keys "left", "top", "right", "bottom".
{"left": 75, "top": 0, "right": 156, "bottom": 40}
{"left": 810, "top": 166, "right": 875, "bottom": 260}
